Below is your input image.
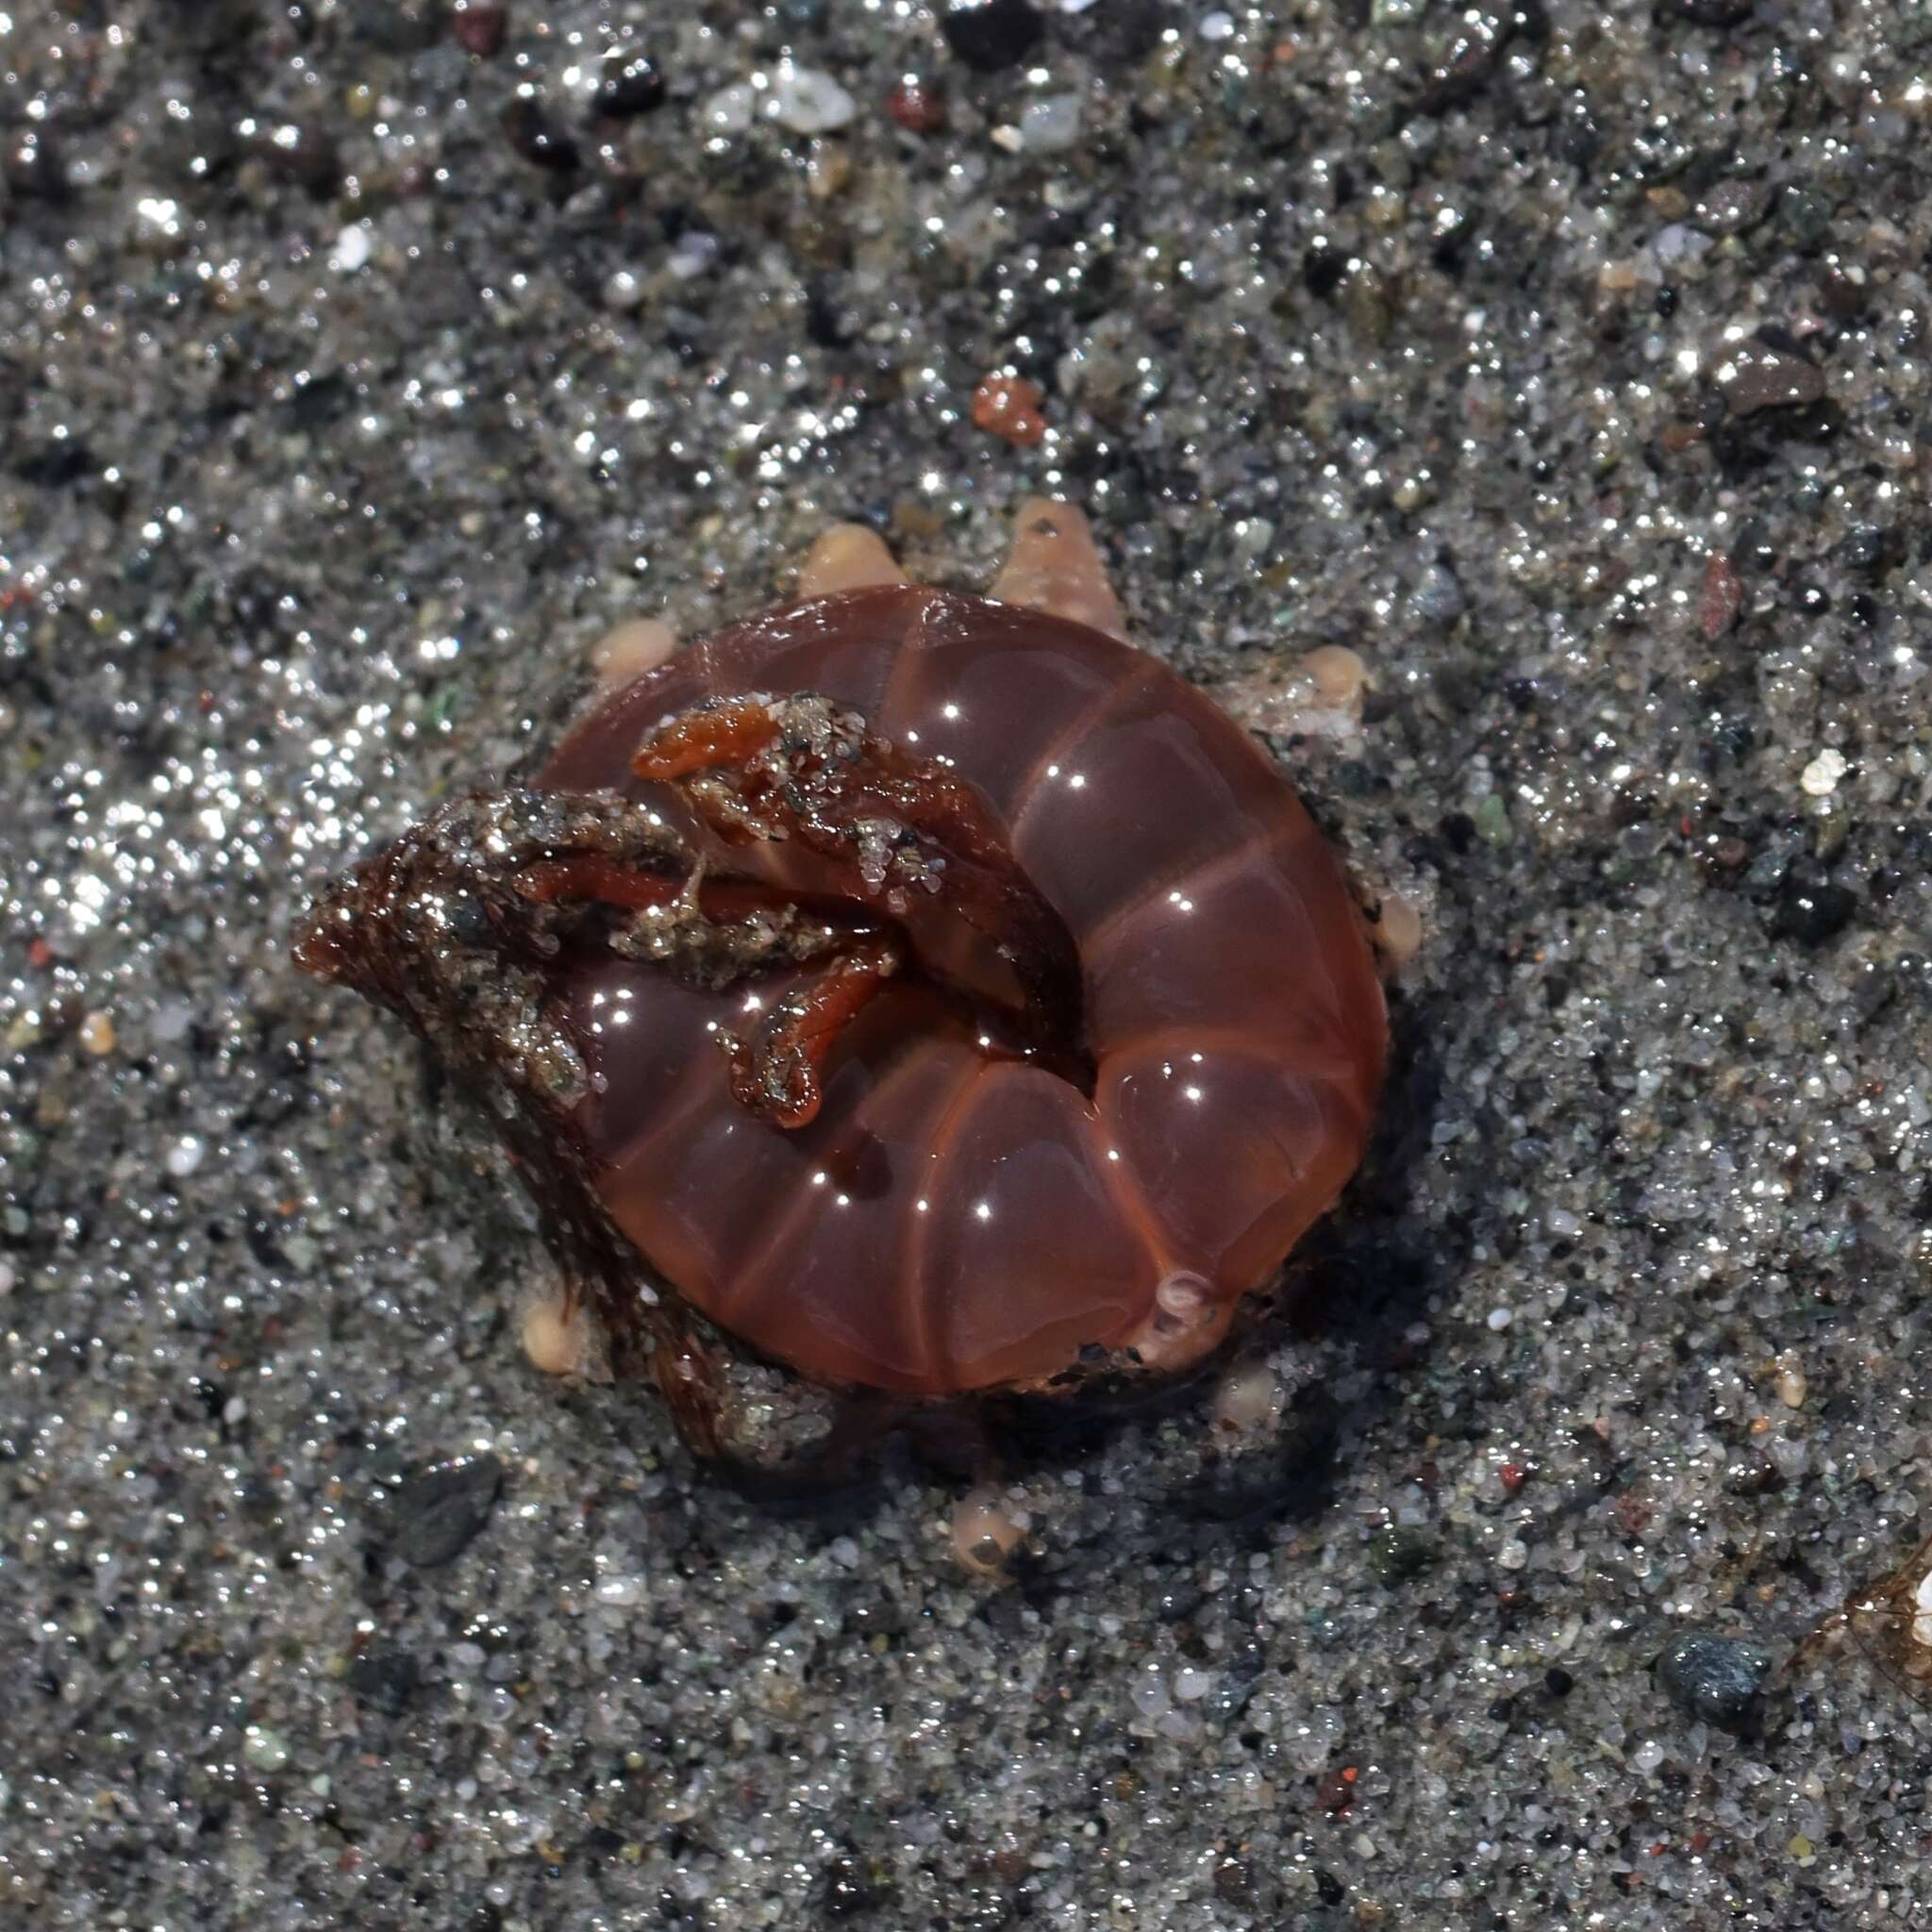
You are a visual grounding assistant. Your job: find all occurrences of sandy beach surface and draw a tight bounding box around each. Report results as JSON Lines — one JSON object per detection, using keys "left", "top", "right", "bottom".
{"left": 5, "top": 4, "right": 1932, "bottom": 1926}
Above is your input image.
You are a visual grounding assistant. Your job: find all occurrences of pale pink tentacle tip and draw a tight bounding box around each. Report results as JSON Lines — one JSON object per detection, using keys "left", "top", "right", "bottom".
{"left": 797, "top": 523, "right": 908, "bottom": 600}
{"left": 989, "top": 497, "right": 1128, "bottom": 641}
{"left": 590, "top": 616, "right": 678, "bottom": 691}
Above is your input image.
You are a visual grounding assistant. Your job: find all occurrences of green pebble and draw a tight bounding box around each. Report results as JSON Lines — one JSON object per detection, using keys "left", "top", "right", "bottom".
{"left": 1368, "top": 1526, "right": 1438, "bottom": 1585}
{"left": 1474, "top": 793, "right": 1513, "bottom": 846}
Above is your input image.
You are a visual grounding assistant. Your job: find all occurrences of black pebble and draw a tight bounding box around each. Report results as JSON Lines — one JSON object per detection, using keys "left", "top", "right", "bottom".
{"left": 1660, "top": 0, "right": 1756, "bottom": 24}
{"left": 390, "top": 1455, "right": 503, "bottom": 1567}
{"left": 503, "top": 97, "right": 580, "bottom": 172}
{"left": 347, "top": 1643, "right": 421, "bottom": 1717}
{"left": 941, "top": 0, "right": 1045, "bottom": 74}
{"left": 255, "top": 120, "right": 342, "bottom": 196}
{"left": 6, "top": 126, "right": 70, "bottom": 202}
{"left": 1655, "top": 1632, "right": 1774, "bottom": 1726}
{"left": 1840, "top": 524, "right": 1900, "bottom": 574}
{"left": 595, "top": 50, "right": 666, "bottom": 118}
{"left": 1772, "top": 875, "right": 1857, "bottom": 946}
{"left": 1544, "top": 1666, "right": 1574, "bottom": 1697}
{"left": 824, "top": 1852, "right": 882, "bottom": 1917}
{"left": 1054, "top": 0, "right": 1165, "bottom": 67}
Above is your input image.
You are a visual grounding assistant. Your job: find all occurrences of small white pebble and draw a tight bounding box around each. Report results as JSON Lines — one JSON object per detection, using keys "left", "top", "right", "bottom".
{"left": 1017, "top": 93, "right": 1084, "bottom": 154}
{"left": 829, "top": 1537, "right": 862, "bottom": 1569}
{"left": 703, "top": 84, "right": 757, "bottom": 137}
{"left": 1800, "top": 748, "right": 1847, "bottom": 796}
{"left": 329, "top": 224, "right": 373, "bottom": 274}
{"left": 1130, "top": 1666, "right": 1172, "bottom": 1719}
{"left": 222, "top": 1396, "right": 247, "bottom": 1426}
{"left": 152, "top": 1000, "right": 193, "bottom": 1043}
{"left": 768, "top": 63, "right": 856, "bottom": 135}
{"left": 1487, "top": 1306, "right": 1513, "bottom": 1332}
{"left": 594, "top": 1575, "right": 646, "bottom": 1608}
{"left": 1775, "top": 1356, "right": 1807, "bottom": 1409}
{"left": 243, "top": 1725, "right": 290, "bottom": 1772}
{"left": 1173, "top": 1667, "right": 1213, "bottom": 1703}
{"left": 667, "top": 231, "right": 720, "bottom": 281}
{"left": 1498, "top": 1538, "right": 1529, "bottom": 1571}
{"left": 601, "top": 268, "right": 645, "bottom": 311}
{"left": 166, "top": 1136, "right": 205, "bottom": 1179}
{"left": 1631, "top": 1737, "right": 1666, "bottom": 1776}
{"left": 1200, "top": 9, "right": 1237, "bottom": 38}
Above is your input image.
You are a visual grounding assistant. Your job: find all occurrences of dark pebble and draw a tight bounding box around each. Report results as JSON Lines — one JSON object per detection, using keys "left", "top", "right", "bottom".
{"left": 503, "top": 96, "right": 580, "bottom": 172}
{"left": 451, "top": 0, "right": 508, "bottom": 57}
{"left": 941, "top": 0, "right": 1044, "bottom": 75}
{"left": 1728, "top": 515, "right": 1775, "bottom": 569}
{"left": 1848, "top": 957, "right": 1897, "bottom": 1025}
{"left": 886, "top": 78, "right": 947, "bottom": 136}
{"left": 6, "top": 126, "right": 70, "bottom": 202}
{"left": 1774, "top": 183, "right": 1836, "bottom": 252}
{"left": 352, "top": 1, "right": 441, "bottom": 51}
{"left": 1157, "top": 1583, "right": 1207, "bottom": 1624}
{"left": 14, "top": 441, "right": 99, "bottom": 490}
{"left": 1054, "top": 0, "right": 1166, "bottom": 66}
{"left": 1660, "top": 0, "right": 1757, "bottom": 25}
{"left": 253, "top": 121, "right": 342, "bottom": 197}
{"left": 1719, "top": 340, "right": 1825, "bottom": 417}
{"left": 347, "top": 1643, "right": 421, "bottom": 1717}
{"left": 1655, "top": 1632, "right": 1774, "bottom": 1726}
{"left": 594, "top": 49, "right": 666, "bottom": 118}
{"left": 1819, "top": 265, "right": 1868, "bottom": 321}
{"left": 1419, "top": 11, "right": 1508, "bottom": 114}
{"left": 389, "top": 1454, "right": 503, "bottom": 1566}
{"left": 1839, "top": 525, "right": 1900, "bottom": 573}
{"left": 824, "top": 1851, "right": 884, "bottom": 1917}
{"left": 1544, "top": 1666, "right": 1574, "bottom": 1697}
{"left": 1723, "top": 1451, "right": 1784, "bottom": 1496}
{"left": 1212, "top": 1857, "right": 1257, "bottom": 1907}
{"left": 1772, "top": 875, "right": 1857, "bottom": 947}
{"left": 1368, "top": 1525, "right": 1437, "bottom": 1585}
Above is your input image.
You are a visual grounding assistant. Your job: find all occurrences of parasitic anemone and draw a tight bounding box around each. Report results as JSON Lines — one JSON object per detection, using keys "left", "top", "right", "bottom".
{"left": 295, "top": 503, "right": 1389, "bottom": 1468}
